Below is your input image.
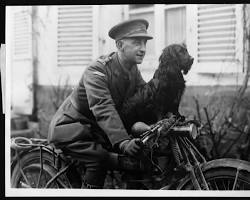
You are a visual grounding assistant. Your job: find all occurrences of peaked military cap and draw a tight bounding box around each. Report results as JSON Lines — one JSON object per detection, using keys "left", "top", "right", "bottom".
{"left": 108, "top": 19, "right": 153, "bottom": 41}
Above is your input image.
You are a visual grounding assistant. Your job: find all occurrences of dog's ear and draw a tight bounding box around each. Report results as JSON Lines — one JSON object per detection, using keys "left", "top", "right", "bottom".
{"left": 169, "top": 44, "right": 182, "bottom": 67}
{"left": 159, "top": 46, "right": 175, "bottom": 65}
{"left": 159, "top": 47, "right": 168, "bottom": 65}
{"left": 168, "top": 46, "right": 176, "bottom": 60}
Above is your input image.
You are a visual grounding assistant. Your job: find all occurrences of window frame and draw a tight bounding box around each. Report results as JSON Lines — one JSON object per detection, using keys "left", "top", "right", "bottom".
{"left": 163, "top": 4, "right": 187, "bottom": 46}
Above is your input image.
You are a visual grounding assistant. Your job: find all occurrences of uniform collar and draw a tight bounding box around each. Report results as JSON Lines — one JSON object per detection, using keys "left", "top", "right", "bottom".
{"left": 112, "top": 52, "right": 137, "bottom": 77}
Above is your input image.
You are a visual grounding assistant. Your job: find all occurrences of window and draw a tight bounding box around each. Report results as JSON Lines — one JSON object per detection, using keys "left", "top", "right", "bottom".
{"left": 129, "top": 5, "right": 155, "bottom": 57}
{"left": 125, "top": 4, "right": 243, "bottom": 77}
{"left": 13, "top": 7, "right": 32, "bottom": 59}
{"left": 11, "top": 6, "right": 33, "bottom": 115}
{"left": 197, "top": 4, "right": 236, "bottom": 63}
{"left": 165, "top": 6, "right": 186, "bottom": 46}
{"left": 57, "top": 5, "right": 93, "bottom": 67}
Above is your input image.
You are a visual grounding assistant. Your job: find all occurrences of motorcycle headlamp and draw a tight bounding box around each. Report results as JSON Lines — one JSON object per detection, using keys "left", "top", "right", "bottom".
{"left": 189, "top": 123, "right": 198, "bottom": 139}
{"left": 172, "top": 124, "right": 198, "bottom": 139}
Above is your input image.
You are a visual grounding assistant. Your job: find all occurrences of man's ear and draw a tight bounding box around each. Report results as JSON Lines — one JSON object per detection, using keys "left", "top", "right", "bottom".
{"left": 116, "top": 40, "right": 123, "bottom": 50}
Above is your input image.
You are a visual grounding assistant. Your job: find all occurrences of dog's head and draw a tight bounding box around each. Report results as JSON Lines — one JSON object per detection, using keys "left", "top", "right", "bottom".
{"left": 159, "top": 43, "right": 194, "bottom": 75}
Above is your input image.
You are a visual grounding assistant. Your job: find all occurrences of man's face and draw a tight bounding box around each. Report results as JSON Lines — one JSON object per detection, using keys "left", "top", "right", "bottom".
{"left": 119, "top": 37, "right": 148, "bottom": 64}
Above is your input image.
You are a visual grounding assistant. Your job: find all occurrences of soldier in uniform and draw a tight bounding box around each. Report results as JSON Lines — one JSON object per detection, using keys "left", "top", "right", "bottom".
{"left": 48, "top": 19, "right": 156, "bottom": 189}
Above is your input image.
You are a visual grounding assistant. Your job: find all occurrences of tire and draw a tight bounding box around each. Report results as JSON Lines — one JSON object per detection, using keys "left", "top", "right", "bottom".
{"left": 12, "top": 163, "right": 60, "bottom": 188}
{"left": 11, "top": 150, "right": 71, "bottom": 188}
{"left": 178, "top": 160, "right": 250, "bottom": 190}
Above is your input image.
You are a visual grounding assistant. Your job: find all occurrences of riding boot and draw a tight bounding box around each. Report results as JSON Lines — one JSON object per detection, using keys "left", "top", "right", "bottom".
{"left": 106, "top": 152, "right": 119, "bottom": 170}
{"left": 81, "top": 167, "right": 107, "bottom": 189}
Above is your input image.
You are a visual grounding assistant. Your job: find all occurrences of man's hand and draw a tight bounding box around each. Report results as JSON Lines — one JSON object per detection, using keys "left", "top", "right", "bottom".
{"left": 119, "top": 138, "right": 143, "bottom": 157}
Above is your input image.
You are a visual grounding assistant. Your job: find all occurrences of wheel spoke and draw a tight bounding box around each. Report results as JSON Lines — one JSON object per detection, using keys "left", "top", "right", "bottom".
{"left": 20, "top": 168, "right": 32, "bottom": 187}
{"left": 207, "top": 182, "right": 212, "bottom": 190}
{"left": 227, "top": 179, "right": 230, "bottom": 190}
{"left": 232, "top": 169, "right": 240, "bottom": 190}
{"left": 222, "top": 180, "right": 226, "bottom": 190}
{"left": 36, "top": 169, "right": 43, "bottom": 188}
{"left": 213, "top": 180, "right": 219, "bottom": 190}
{"left": 44, "top": 171, "right": 49, "bottom": 183}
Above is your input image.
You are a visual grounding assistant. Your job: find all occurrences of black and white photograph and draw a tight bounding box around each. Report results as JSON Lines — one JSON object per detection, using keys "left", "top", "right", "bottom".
{"left": 5, "top": 4, "right": 250, "bottom": 197}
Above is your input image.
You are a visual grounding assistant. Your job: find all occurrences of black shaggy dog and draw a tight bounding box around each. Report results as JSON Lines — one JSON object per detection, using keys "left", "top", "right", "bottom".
{"left": 120, "top": 43, "right": 194, "bottom": 132}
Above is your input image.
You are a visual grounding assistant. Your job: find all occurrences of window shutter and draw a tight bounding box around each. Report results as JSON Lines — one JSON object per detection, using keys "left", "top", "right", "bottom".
{"left": 11, "top": 7, "right": 33, "bottom": 115}
{"left": 195, "top": 4, "right": 244, "bottom": 74}
{"left": 13, "top": 7, "right": 32, "bottom": 59}
{"left": 197, "top": 4, "right": 237, "bottom": 63}
{"left": 57, "top": 5, "right": 93, "bottom": 67}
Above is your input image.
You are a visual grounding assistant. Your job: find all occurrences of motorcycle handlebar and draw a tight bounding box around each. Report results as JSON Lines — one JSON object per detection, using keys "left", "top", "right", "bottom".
{"left": 140, "top": 118, "right": 200, "bottom": 144}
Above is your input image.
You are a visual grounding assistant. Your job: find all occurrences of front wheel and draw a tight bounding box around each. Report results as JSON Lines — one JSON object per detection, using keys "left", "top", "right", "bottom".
{"left": 178, "top": 159, "right": 250, "bottom": 190}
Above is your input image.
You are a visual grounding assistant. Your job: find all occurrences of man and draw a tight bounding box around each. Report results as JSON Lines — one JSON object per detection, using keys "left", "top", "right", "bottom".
{"left": 48, "top": 19, "right": 156, "bottom": 189}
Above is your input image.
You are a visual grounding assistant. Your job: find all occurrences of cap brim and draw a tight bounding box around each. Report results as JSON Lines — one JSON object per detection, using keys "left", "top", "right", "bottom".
{"left": 122, "top": 33, "right": 153, "bottom": 40}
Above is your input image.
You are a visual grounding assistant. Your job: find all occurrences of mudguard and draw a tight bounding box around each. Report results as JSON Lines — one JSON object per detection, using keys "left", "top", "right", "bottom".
{"left": 176, "top": 158, "right": 250, "bottom": 190}
{"left": 11, "top": 144, "right": 63, "bottom": 173}
{"left": 201, "top": 158, "right": 250, "bottom": 173}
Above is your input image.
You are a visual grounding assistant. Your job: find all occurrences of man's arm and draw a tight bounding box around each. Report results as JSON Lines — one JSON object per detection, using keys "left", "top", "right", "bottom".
{"left": 119, "top": 68, "right": 159, "bottom": 128}
{"left": 121, "top": 71, "right": 159, "bottom": 117}
{"left": 83, "top": 64, "right": 130, "bottom": 146}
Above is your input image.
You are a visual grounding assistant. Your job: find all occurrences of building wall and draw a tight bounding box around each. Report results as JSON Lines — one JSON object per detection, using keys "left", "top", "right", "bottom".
{"left": 34, "top": 5, "right": 124, "bottom": 87}
{"left": 11, "top": 5, "right": 249, "bottom": 88}
{"left": 125, "top": 4, "right": 249, "bottom": 86}
{"left": 8, "top": 4, "right": 250, "bottom": 117}
{"left": 33, "top": 4, "right": 250, "bottom": 140}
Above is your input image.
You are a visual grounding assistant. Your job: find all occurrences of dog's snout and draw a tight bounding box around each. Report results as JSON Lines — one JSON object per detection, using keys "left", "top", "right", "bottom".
{"left": 189, "top": 57, "right": 194, "bottom": 64}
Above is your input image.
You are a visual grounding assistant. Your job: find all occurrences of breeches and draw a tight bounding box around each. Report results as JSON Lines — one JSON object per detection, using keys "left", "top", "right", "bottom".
{"left": 60, "top": 140, "right": 110, "bottom": 187}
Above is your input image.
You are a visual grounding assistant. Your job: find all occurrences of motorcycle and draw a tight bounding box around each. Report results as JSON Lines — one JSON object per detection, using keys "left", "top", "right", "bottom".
{"left": 10, "top": 117, "right": 250, "bottom": 190}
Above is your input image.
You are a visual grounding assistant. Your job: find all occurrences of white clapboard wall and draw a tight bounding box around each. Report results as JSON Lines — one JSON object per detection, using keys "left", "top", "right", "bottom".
{"left": 57, "top": 5, "right": 93, "bottom": 68}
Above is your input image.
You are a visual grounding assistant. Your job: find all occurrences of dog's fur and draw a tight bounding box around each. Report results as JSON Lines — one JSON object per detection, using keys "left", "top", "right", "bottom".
{"left": 152, "top": 43, "right": 193, "bottom": 120}
{"left": 120, "top": 43, "right": 194, "bottom": 131}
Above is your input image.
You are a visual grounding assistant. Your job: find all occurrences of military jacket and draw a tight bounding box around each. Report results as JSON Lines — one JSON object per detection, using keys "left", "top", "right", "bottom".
{"left": 54, "top": 52, "right": 146, "bottom": 147}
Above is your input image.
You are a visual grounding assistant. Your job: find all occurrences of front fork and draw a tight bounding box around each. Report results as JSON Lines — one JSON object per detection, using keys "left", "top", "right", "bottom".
{"left": 171, "top": 136, "right": 209, "bottom": 190}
